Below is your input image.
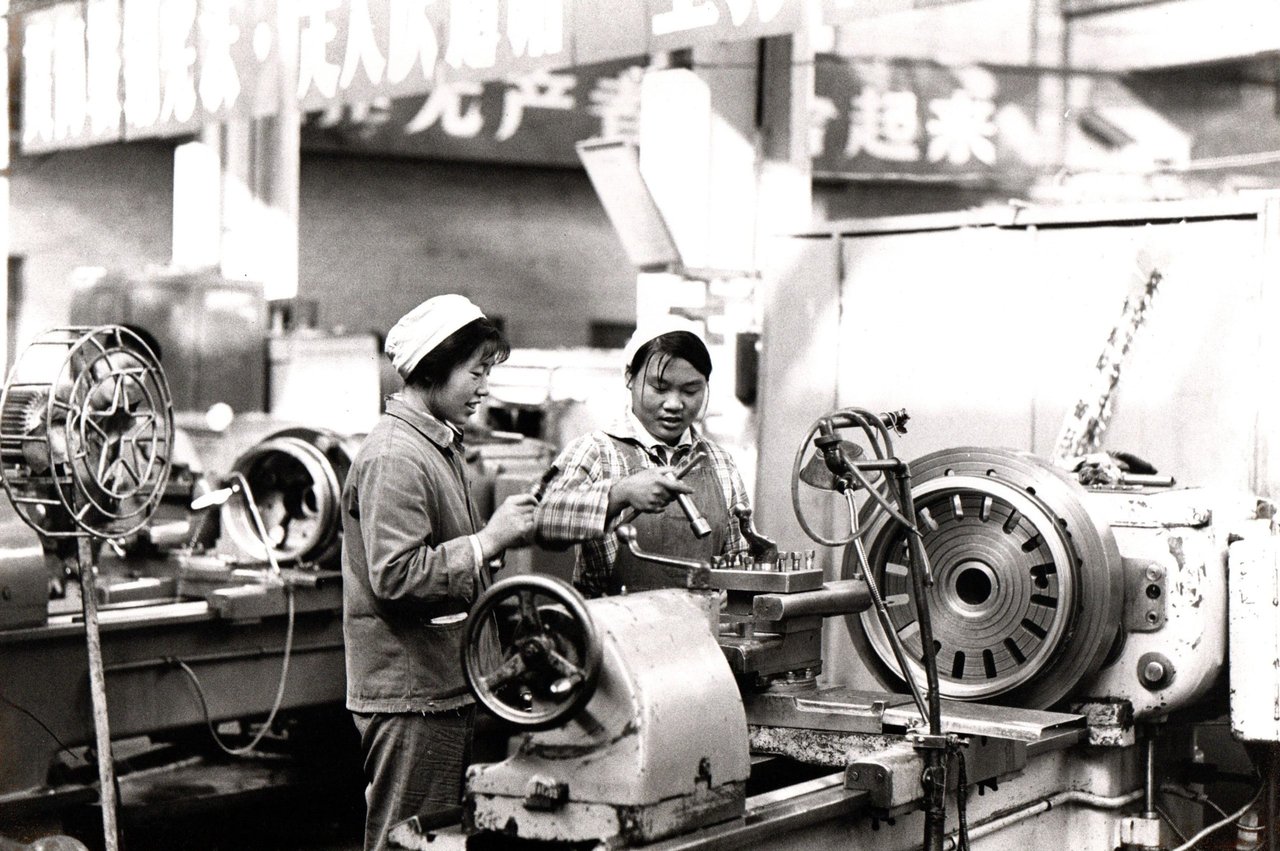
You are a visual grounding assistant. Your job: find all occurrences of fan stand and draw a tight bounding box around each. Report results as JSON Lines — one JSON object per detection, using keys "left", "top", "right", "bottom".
{"left": 0, "top": 326, "right": 176, "bottom": 851}
{"left": 74, "top": 534, "right": 119, "bottom": 851}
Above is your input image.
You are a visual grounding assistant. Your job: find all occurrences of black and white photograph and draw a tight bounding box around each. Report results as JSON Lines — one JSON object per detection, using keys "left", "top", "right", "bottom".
{"left": 1, "top": 2, "right": 1278, "bottom": 850}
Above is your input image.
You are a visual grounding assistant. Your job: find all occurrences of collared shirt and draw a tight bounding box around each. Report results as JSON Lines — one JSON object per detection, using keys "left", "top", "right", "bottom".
{"left": 625, "top": 408, "right": 692, "bottom": 463}
{"left": 340, "top": 394, "right": 493, "bottom": 713}
{"left": 534, "top": 411, "right": 750, "bottom": 597}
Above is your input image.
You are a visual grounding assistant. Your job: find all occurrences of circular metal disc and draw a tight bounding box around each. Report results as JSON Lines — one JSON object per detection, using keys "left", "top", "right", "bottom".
{"left": 846, "top": 447, "right": 1124, "bottom": 709}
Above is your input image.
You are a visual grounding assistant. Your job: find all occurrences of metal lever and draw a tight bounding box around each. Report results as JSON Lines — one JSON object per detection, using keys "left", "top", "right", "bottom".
{"left": 732, "top": 504, "right": 777, "bottom": 561}
{"left": 190, "top": 472, "right": 283, "bottom": 581}
{"left": 616, "top": 524, "right": 707, "bottom": 572}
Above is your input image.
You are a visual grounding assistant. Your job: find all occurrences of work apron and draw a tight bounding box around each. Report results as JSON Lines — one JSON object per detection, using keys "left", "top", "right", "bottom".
{"left": 608, "top": 440, "right": 729, "bottom": 595}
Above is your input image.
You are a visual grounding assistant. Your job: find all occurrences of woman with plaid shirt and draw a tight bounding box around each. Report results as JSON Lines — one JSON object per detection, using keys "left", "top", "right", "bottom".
{"left": 534, "top": 323, "right": 752, "bottom": 597}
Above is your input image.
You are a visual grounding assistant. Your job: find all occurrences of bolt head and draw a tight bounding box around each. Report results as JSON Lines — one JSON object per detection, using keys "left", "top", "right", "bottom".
{"left": 1143, "top": 660, "right": 1166, "bottom": 683}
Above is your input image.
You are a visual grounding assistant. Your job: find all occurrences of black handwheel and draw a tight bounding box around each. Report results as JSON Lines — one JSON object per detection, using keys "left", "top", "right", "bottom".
{"left": 462, "top": 575, "right": 602, "bottom": 730}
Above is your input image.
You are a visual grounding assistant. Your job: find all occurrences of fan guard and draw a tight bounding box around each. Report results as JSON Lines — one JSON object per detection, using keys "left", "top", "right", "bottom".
{"left": 0, "top": 325, "right": 174, "bottom": 540}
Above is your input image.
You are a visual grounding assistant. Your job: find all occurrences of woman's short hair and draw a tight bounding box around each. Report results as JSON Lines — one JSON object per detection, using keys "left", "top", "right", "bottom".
{"left": 626, "top": 331, "right": 712, "bottom": 382}
{"left": 404, "top": 317, "right": 509, "bottom": 388}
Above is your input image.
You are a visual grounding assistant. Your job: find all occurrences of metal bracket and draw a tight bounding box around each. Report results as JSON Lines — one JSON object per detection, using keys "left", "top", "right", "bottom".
{"left": 1122, "top": 557, "right": 1166, "bottom": 632}
{"left": 904, "top": 731, "right": 964, "bottom": 750}
{"left": 846, "top": 735, "right": 1026, "bottom": 810}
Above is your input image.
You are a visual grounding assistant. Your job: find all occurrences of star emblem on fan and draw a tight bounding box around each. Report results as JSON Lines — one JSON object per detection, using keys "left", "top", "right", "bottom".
{"left": 78, "top": 366, "right": 163, "bottom": 500}
{"left": 0, "top": 326, "right": 175, "bottom": 540}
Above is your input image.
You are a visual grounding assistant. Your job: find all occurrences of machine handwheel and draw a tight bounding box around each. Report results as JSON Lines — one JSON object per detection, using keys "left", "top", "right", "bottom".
{"left": 463, "top": 575, "right": 602, "bottom": 730}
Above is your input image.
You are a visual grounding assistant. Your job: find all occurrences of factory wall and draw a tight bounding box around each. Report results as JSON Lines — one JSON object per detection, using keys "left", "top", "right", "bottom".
{"left": 9, "top": 142, "right": 636, "bottom": 353}
{"left": 10, "top": 141, "right": 177, "bottom": 340}
{"left": 298, "top": 153, "right": 635, "bottom": 348}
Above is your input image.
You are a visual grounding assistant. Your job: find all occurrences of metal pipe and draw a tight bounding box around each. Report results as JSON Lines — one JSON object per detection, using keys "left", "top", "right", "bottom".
{"left": 846, "top": 492, "right": 930, "bottom": 725}
{"left": 893, "top": 468, "right": 946, "bottom": 851}
{"left": 104, "top": 640, "right": 345, "bottom": 674}
{"left": 941, "top": 789, "right": 1144, "bottom": 850}
{"left": 752, "top": 579, "right": 871, "bottom": 620}
{"left": 1144, "top": 732, "right": 1158, "bottom": 816}
{"left": 78, "top": 537, "right": 120, "bottom": 851}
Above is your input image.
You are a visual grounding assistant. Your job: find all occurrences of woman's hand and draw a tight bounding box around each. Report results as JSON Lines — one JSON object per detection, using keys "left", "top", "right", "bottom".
{"left": 608, "top": 468, "right": 694, "bottom": 516}
{"left": 478, "top": 493, "right": 538, "bottom": 556}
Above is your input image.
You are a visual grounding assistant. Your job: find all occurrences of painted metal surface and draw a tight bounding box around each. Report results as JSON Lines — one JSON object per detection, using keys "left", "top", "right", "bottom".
{"left": 1229, "top": 534, "right": 1280, "bottom": 742}
{"left": 466, "top": 589, "right": 750, "bottom": 844}
{"left": 644, "top": 741, "right": 1153, "bottom": 851}
{"left": 1078, "top": 487, "right": 1248, "bottom": 720}
{"left": 0, "top": 592, "right": 345, "bottom": 803}
{"left": 0, "top": 503, "right": 47, "bottom": 629}
{"left": 758, "top": 198, "right": 1280, "bottom": 602}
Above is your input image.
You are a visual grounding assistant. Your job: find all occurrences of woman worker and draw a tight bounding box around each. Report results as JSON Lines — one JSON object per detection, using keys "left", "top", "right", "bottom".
{"left": 341, "top": 294, "right": 537, "bottom": 851}
{"left": 536, "top": 321, "right": 752, "bottom": 597}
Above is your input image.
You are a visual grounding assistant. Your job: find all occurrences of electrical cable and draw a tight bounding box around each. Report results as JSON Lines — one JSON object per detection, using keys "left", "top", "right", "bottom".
{"left": 0, "top": 690, "right": 86, "bottom": 763}
{"left": 1160, "top": 782, "right": 1231, "bottom": 821}
{"left": 1155, "top": 803, "right": 1190, "bottom": 844}
{"left": 1166, "top": 787, "right": 1263, "bottom": 851}
{"left": 174, "top": 585, "right": 296, "bottom": 757}
{"left": 790, "top": 418, "right": 858, "bottom": 547}
{"left": 845, "top": 488, "right": 931, "bottom": 727}
{"left": 790, "top": 408, "right": 900, "bottom": 547}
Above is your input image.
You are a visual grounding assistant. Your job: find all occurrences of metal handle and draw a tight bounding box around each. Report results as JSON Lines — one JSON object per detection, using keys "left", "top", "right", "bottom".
{"left": 617, "top": 448, "right": 709, "bottom": 536}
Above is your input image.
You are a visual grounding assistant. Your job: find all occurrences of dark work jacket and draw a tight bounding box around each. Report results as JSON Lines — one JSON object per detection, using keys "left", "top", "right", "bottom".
{"left": 341, "top": 395, "right": 496, "bottom": 713}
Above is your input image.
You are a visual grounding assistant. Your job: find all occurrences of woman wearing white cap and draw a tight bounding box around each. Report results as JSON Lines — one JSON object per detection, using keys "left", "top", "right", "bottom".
{"left": 341, "top": 294, "right": 537, "bottom": 850}
{"left": 535, "top": 320, "right": 752, "bottom": 597}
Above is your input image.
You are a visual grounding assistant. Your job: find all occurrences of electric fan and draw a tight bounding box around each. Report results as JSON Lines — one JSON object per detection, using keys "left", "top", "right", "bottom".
{"left": 0, "top": 325, "right": 174, "bottom": 851}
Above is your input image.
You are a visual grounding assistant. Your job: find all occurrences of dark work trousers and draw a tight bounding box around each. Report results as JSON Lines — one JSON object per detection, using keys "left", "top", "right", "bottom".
{"left": 353, "top": 707, "right": 475, "bottom": 851}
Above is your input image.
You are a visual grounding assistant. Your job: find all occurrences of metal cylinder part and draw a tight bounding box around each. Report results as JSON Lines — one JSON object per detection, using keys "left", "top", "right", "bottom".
{"left": 846, "top": 447, "right": 1125, "bottom": 709}
{"left": 753, "top": 579, "right": 871, "bottom": 621}
{"left": 219, "top": 428, "right": 358, "bottom": 569}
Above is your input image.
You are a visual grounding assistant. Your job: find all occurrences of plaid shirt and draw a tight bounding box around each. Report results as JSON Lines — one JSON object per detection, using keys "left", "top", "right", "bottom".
{"left": 535, "top": 414, "right": 750, "bottom": 597}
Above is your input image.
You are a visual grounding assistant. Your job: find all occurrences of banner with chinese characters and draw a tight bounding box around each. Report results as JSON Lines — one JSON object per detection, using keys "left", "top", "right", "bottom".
{"left": 811, "top": 57, "right": 1041, "bottom": 180}
{"left": 19, "top": 0, "right": 826, "bottom": 154}
{"left": 300, "top": 59, "right": 644, "bottom": 167}
{"left": 300, "top": 54, "right": 1044, "bottom": 177}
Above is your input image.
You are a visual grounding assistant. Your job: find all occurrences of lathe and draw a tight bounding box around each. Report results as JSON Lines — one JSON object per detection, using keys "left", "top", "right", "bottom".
{"left": 395, "top": 404, "right": 1273, "bottom": 851}
{"left": 0, "top": 328, "right": 360, "bottom": 849}
{"left": 0, "top": 324, "right": 559, "bottom": 849}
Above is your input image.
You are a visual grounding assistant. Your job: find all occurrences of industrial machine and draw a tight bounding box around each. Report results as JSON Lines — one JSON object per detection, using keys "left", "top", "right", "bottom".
{"left": 0, "top": 326, "right": 561, "bottom": 848}
{"left": 377, "top": 199, "right": 1278, "bottom": 851}
{"left": 0, "top": 331, "right": 357, "bottom": 846}
{"left": 382, "top": 397, "right": 1273, "bottom": 851}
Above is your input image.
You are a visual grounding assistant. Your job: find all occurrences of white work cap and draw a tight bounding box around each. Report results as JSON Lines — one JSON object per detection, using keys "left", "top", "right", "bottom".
{"left": 385, "top": 294, "right": 486, "bottom": 379}
{"left": 621, "top": 315, "right": 708, "bottom": 376}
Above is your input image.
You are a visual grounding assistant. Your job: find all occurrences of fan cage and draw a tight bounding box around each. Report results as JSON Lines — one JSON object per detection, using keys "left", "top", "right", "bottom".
{"left": 0, "top": 325, "right": 175, "bottom": 540}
